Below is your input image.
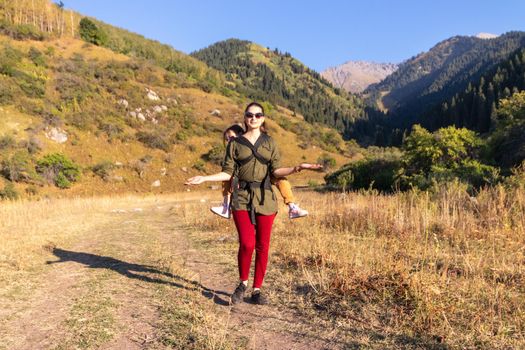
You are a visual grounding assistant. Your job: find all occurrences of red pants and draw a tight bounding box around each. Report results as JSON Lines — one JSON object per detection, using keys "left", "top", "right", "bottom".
{"left": 232, "top": 210, "right": 276, "bottom": 288}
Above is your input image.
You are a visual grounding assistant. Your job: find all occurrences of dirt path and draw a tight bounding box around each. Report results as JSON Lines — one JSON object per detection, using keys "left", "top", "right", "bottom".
{"left": 1, "top": 198, "right": 341, "bottom": 350}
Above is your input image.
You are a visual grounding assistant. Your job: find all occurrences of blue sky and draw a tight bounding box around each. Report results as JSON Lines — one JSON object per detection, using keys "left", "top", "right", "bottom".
{"left": 63, "top": 0, "right": 525, "bottom": 72}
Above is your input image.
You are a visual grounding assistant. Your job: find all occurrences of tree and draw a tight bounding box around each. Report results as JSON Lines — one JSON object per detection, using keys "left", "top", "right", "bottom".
{"left": 400, "top": 125, "right": 498, "bottom": 190}
{"left": 79, "top": 17, "right": 107, "bottom": 46}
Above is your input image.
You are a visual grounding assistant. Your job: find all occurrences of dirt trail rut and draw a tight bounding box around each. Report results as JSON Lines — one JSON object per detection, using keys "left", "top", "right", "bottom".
{"left": 1, "top": 199, "right": 340, "bottom": 349}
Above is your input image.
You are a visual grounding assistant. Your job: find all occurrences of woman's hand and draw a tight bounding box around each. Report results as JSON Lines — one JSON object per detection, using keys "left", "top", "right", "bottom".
{"left": 185, "top": 176, "right": 206, "bottom": 185}
{"left": 296, "top": 163, "right": 323, "bottom": 172}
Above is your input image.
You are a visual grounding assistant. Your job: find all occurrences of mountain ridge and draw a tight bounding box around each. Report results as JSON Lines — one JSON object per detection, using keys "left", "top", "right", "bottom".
{"left": 321, "top": 61, "right": 398, "bottom": 93}
{"left": 191, "top": 38, "right": 365, "bottom": 136}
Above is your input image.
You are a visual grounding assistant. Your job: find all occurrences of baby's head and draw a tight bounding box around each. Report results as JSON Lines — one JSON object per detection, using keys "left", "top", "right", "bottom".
{"left": 223, "top": 124, "right": 245, "bottom": 143}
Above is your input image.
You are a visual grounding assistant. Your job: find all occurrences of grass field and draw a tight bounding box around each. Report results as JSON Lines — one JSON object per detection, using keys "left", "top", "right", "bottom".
{"left": 1, "top": 185, "right": 524, "bottom": 349}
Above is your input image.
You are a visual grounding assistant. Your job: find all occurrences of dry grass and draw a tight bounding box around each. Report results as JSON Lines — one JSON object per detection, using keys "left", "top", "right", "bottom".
{"left": 181, "top": 183, "right": 525, "bottom": 349}
{"left": 0, "top": 191, "right": 235, "bottom": 349}
{"left": 3, "top": 184, "right": 525, "bottom": 348}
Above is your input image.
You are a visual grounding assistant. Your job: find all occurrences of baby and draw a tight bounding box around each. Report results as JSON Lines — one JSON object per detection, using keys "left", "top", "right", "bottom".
{"left": 210, "top": 124, "right": 310, "bottom": 219}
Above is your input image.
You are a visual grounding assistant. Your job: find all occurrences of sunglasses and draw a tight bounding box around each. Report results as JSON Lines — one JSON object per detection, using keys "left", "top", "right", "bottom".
{"left": 244, "top": 112, "right": 265, "bottom": 119}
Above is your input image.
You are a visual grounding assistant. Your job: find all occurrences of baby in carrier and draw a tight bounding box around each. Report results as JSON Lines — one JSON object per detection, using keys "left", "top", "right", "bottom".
{"left": 210, "top": 124, "right": 310, "bottom": 219}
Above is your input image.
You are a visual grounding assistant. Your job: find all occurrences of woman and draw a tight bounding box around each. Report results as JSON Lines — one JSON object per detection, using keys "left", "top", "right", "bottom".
{"left": 210, "top": 123, "right": 310, "bottom": 220}
{"left": 186, "top": 102, "right": 321, "bottom": 305}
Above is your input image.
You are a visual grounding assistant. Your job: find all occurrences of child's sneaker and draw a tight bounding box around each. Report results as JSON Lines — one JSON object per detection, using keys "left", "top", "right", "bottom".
{"left": 210, "top": 203, "right": 231, "bottom": 219}
{"left": 288, "top": 203, "right": 308, "bottom": 219}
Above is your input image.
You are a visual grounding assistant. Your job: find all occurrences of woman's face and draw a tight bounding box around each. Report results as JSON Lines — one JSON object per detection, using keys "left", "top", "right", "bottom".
{"left": 224, "top": 130, "right": 237, "bottom": 142}
{"left": 244, "top": 105, "right": 265, "bottom": 130}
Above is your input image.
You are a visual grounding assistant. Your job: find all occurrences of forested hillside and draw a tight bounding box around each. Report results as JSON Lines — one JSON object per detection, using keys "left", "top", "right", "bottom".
{"left": 367, "top": 32, "right": 525, "bottom": 113}
{"left": 191, "top": 39, "right": 366, "bottom": 135}
{"left": 348, "top": 32, "right": 525, "bottom": 145}
{"left": 423, "top": 48, "right": 525, "bottom": 133}
{"left": 0, "top": 0, "right": 352, "bottom": 199}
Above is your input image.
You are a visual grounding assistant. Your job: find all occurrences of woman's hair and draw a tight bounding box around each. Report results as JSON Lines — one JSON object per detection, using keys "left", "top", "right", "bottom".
{"left": 244, "top": 101, "right": 265, "bottom": 115}
{"left": 243, "top": 101, "right": 268, "bottom": 133}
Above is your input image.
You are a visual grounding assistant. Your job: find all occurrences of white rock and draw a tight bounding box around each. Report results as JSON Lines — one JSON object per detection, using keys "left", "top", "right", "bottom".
{"left": 45, "top": 127, "right": 68, "bottom": 144}
{"left": 146, "top": 88, "right": 160, "bottom": 101}
{"left": 151, "top": 180, "right": 161, "bottom": 187}
{"left": 132, "top": 208, "right": 143, "bottom": 212}
{"left": 200, "top": 198, "right": 207, "bottom": 203}
{"left": 114, "top": 161, "right": 123, "bottom": 167}
{"left": 210, "top": 185, "right": 220, "bottom": 190}
{"left": 129, "top": 111, "right": 137, "bottom": 118}
{"left": 210, "top": 109, "right": 221, "bottom": 116}
{"left": 153, "top": 105, "right": 163, "bottom": 113}
{"left": 118, "top": 99, "right": 129, "bottom": 108}
{"left": 181, "top": 167, "right": 188, "bottom": 172}
{"left": 112, "top": 176, "right": 124, "bottom": 182}
{"left": 151, "top": 118, "right": 158, "bottom": 125}
{"left": 161, "top": 105, "right": 168, "bottom": 111}
{"left": 135, "top": 107, "right": 142, "bottom": 112}
{"left": 137, "top": 113, "right": 146, "bottom": 121}
{"left": 160, "top": 168, "right": 167, "bottom": 176}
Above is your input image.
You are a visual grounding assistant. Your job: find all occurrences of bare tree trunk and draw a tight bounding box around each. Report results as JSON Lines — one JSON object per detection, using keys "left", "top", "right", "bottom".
{"left": 31, "top": 0, "right": 36, "bottom": 26}
{"left": 70, "top": 10, "right": 74, "bottom": 37}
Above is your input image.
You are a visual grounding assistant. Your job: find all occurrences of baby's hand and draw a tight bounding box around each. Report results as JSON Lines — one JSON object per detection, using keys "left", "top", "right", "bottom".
{"left": 298, "top": 163, "right": 323, "bottom": 171}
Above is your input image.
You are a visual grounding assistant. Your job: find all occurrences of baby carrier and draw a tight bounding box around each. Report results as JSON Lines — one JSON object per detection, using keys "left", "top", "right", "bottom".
{"left": 230, "top": 134, "right": 274, "bottom": 224}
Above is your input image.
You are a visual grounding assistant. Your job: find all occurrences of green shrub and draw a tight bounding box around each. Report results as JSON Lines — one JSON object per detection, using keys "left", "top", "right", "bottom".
{"left": 175, "top": 130, "right": 189, "bottom": 142}
{"left": 22, "top": 137, "right": 43, "bottom": 155}
{"left": 36, "top": 153, "right": 81, "bottom": 189}
{"left": 136, "top": 131, "right": 171, "bottom": 152}
{"left": 192, "top": 160, "right": 206, "bottom": 172}
{"left": 307, "top": 179, "right": 319, "bottom": 188}
{"left": 0, "top": 181, "right": 19, "bottom": 200}
{"left": 25, "top": 185, "right": 38, "bottom": 196}
{"left": 99, "top": 121, "right": 125, "bottom": 139}
{"left": 0, "top": 135, "right": 16, "bottom": 150}
{"left": 489, "top": 91, "right": 525, "bottom": 168}
{"left": 79, "top": 18, "right": 108, "bottom": 46}
{"left": 0, "top": 150, "right": 37, "bottom": 183}
{"left": 0, "top": 21, "right": 44, "bottom": 40}
{"left": 91, "top": 161, "right": 115, "bottom": 181}
{"left": 0, "top": 45, "right": 23, "bottom": 76}
{"left": 325, "top": 154, "right": 402, "bottom": 192}
{"left": 54, "top": 72, "right": 94, "bottom": 103}
{"left": 399, "top": 125, "right": 499, "bottom": 190}
{"left": 317, "top": 154, "right": 336, "bottom": 172}
{"left": 202, "top": 143, "right": 225, "bottom": 165}
{"left": 0, "top": 78, "right": 18, "bottom": 105}
{"left": 17, "top": 73, "right": 46, "bottom": 98}
{"left": 131, "top": 156, "right": 152, "bottom": 178}
{"left": 28, "top": 47, "right": 47, "bottom": 67}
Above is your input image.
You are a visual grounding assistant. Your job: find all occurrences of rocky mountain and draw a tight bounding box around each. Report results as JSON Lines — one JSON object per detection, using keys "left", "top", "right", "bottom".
{"left": 366, "top": 31, "right": 525, "bottom": 113}
{"left": 321, "top": 61, "right": 398, "bottom": 93}
{"left": 348, "top": 32, "right": 525, "bottom": 146}
{"left": 475, "top": 32, "right": 499, "bottom": 39}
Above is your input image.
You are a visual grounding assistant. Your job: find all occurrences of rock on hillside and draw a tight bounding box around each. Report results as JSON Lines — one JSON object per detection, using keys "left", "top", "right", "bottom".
{"left": 321, "top": 61, "right": 398, "bottom": 93}
{"left": 475, "top": 32, "right": 499, "bottom": 40}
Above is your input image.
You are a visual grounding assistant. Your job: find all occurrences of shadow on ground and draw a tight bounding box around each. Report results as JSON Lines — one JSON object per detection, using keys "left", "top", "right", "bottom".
{"left": 47, "top": 248, "right": 231, "bottom": 306}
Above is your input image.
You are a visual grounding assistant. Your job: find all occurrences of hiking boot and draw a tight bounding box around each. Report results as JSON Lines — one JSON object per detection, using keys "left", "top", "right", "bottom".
{"left": 288, "top": 203, "right": 308, "bottom": 219}
{"left": 230, "top": 282, "right": 247, "bottom": 305}
{"left": 210, "top": 203, "right": 231, "bottom": 219}
{"left": 250, "top": 290, "right": 268, "bottom": 305}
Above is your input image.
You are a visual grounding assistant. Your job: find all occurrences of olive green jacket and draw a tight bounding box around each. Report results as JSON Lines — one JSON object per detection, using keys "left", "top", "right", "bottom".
{"left": 221, "top": 135, "right": 281, "bottom": 214}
